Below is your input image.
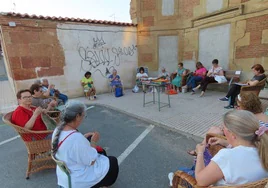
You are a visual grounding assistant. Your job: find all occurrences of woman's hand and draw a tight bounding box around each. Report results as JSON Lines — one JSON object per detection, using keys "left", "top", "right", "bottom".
{"left": 208, "top": 137, "right": 229, "bottom": 147}
{"left": 91, "top": 132, "right": 100, "bottom": 143}
{"left": 196, "top": 143, "right": 206, "bottom": 154}
{"left": 33, "top": 107, "right": 43, "bottom": 117}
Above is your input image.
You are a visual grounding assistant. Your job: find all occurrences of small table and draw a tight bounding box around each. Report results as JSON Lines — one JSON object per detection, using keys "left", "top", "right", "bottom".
{"left": 142, "top": 82, "right": 171, "bottom": 111}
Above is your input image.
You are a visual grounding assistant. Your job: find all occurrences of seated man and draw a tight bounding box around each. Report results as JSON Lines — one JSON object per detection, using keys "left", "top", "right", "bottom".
{"left": 12, "top": 89, "right": 53, "bottom": 131}
{"left": 30, "top": 84, "right": 58, "bottom": 109}
{"left": 41, "top": 78, "right": 68, "bottom": 104}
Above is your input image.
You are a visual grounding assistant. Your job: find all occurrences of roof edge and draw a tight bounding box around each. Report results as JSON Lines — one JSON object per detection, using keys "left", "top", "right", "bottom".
{"left": 0, "top": 12, "right": 137, "bottom": 27}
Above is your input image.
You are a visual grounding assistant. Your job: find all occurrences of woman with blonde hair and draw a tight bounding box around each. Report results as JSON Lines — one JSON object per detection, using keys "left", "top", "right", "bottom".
{"left": 185, "top": 110, "right": 268, "bottom": 186}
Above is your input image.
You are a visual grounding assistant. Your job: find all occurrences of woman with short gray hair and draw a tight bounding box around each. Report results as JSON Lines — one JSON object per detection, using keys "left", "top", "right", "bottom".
{"left": 51, "top": 100, "right": 119, "bottom": 188}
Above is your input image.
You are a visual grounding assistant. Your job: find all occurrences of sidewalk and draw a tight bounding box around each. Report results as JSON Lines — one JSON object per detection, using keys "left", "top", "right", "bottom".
{"left": 1, "top": 86, "right": 268, "bottom": 138}
{"left": 76, "top": 89, "right": 263, "bottom": 138}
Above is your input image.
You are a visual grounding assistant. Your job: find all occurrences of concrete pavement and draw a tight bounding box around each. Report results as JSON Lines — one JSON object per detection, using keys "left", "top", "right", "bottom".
{"left": 75, "top": 89, "right": 268, "bottom": 138}
{"left": 1, "top": 86, "right": 268, "bottom": 139}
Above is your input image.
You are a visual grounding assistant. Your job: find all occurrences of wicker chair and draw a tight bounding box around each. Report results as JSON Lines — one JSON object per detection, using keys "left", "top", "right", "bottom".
{"left": 172, "top": 133, "right": 268, "bottom": 188}
{"left": 240, "top": 78, "right": 267, "bottom": 96}
{"left": 2, "top": 112, "right": 56, "bottom": 179}
{"left": 46, "top": 110, "right": 61, "bottom": 123}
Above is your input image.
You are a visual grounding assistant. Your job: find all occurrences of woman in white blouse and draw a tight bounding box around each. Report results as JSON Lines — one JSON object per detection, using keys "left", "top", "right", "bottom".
{"left": 194, "top": 110, "right": 268, "bottom": 186}
{"left": 193, "top": 59, "right": 224, "bottom": 97}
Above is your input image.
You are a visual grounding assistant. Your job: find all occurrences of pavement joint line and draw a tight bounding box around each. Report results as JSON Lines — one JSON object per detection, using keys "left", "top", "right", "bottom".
{"left": 0, "top": 123, "right": 7, "bottom": 127}
{"left": 88, "top": 103, "right": 203, "bottom": 142}
{"left": 117, "top": 124, "right": 154, "bottom": 165}
{"left": 0, "top": 135, "right": 20, "bottom": 146}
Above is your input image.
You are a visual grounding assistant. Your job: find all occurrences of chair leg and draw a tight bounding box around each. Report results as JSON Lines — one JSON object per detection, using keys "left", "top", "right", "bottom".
{"left": 26, "top": 154, "right": 33, "bottom": 179}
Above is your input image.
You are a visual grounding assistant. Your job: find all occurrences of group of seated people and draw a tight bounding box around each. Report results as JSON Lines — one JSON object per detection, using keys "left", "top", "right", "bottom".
{"left": 170, "top": 91, "right": 268, "bottom": 187}
{"left": 11, "top": 87, "right": 118, "bottom": 187}
{"left": 135, "top": 59, "right": 266, "bottom": 110}
{"left": 9, "top": 63, "right": 268, "bottom": 187}
{"left": 12, "top": 78, "right": 69, "bottom": 130}
{"left": 81, "top": 70, "right": 124, "bottom": 99}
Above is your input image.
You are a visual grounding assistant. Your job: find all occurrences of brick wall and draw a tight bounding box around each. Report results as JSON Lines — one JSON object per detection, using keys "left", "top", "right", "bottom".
{"left": 0, "top": 16, "right": 65, "bottom": 81}
{"left": 236, "top": 15, "right": 268, "bottom": 59}
{"left": 180, "top": 0, "right": 200, "bottom": 19}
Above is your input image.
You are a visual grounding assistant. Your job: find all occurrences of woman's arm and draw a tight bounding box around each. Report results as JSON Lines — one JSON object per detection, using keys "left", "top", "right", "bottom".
{"left": 24, "top": 107, "right": 43, "bottom": 129}
{"left": 216, "top": 70, "right": 224, "bottom": 76}
{"left": 142, "top": 73, "right": 148, "bottom": 78}
{"left": 195, "top": 143, "right": 223, "bottom": 186}
{"left": 247, "top": 80, "right": 260, "bottom": 86}
{"left": 195, "top": 160, "right": 224, "bottom": 186}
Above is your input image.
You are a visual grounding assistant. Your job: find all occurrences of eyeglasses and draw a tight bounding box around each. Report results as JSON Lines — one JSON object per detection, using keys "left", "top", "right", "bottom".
{"left": 22, "top": 96, "right": 32, "bottom": 99}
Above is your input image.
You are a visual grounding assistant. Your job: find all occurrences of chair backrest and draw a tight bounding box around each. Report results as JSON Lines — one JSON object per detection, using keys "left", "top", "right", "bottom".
{"left": 2, "top": 111, "right": 53, "bottom": 153}
{"left": 224, "top": 70, "right": 241, "bottom": 82}
{"left": 52, "top": 155, "right": 72, "bottom": 188}
{"left": 137, "top": 67, "right": 149, "bottom": 75}
{"left": 213, "top": 178, "right": 268, "bottom": 187}
{"left": 257, "top": 77, "right": 267, "bottom": 88}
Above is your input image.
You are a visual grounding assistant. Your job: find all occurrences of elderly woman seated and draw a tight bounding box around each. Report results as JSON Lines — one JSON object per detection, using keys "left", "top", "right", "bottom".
{"left": 158, "top": 67, "right": 170, "bottom": 80}
{"left": 12, "top": 89, "right": 54, "bottom": 131}
{"left": 30, "top": 84, "right": 58, "bottom": 109}
{"left": 108, "top": 69, "right": 123, "bottom": 91}
{"left": 51, "top": 101, "right": 119, "bottom": 188}
{"left": 171, "top": 62, "right": 187, "bottom": 93}
{"left": 174, "top": 110, "right": 268, "bottom": 187}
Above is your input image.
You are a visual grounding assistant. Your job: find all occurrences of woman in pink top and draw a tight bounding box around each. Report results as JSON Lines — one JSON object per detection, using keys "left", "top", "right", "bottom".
{"left": 184, "top": 62, "right": 207, "bottom": 94}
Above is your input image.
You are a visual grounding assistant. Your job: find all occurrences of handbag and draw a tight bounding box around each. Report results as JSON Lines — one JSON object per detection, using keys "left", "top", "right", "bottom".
{"left": 132, "top": 85, "right": 139, "bottom": 93}
{"left": 115, "top": 87, "right": 123, "bottom": 97}
{"left": 215, "top": 75, "right": 227, "bottom": 83}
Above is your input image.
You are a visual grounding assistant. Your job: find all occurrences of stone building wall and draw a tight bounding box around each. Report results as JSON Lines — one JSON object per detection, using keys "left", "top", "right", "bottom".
{"left": 131, "top": 0, "right": 268, "bottom": 78}
{"left": 0, "top": 15, "right": 137, "bottom": 97}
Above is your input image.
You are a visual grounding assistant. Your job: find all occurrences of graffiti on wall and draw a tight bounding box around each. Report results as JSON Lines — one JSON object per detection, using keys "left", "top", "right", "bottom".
{"left": 78, "top": 34, "right": 136, "bottom": 77}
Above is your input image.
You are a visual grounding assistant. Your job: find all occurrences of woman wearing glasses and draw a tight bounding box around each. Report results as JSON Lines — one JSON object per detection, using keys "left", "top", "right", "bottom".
{"left": 11, "top": 89, "right": 52, "bottom": 131}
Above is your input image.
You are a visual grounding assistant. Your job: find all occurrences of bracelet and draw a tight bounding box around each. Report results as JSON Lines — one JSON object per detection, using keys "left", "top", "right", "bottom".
{"left": 91, "top": 141, "right": 97, "bottom": 146}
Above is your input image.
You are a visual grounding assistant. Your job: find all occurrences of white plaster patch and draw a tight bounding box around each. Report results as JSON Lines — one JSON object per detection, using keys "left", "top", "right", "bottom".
{"left": 206, "top": 0, "right": 223, "bottom": 13}
{"left": 162, "top": 0, "right": 175, "bottom": 16}
{"left": 57, "top": 24, "right": 137, "bottom": 96}
{"left": 158, "top": 36, "right": 178, "bottom": 73}
{"left": 198, "top": 24, "right": 231, "bottom": 70}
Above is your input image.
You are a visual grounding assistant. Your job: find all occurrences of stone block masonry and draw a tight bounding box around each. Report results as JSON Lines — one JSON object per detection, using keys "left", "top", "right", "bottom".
{"left": 0, "top": 19, "right": 65, "bottom": 81}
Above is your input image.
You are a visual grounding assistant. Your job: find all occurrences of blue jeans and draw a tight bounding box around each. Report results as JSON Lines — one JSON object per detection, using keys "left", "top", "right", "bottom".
{"left": 187, "top": 76, "right": 203, "bottom": 89}
{"left": 50, "top": 89, "right": 68, "bottom": 104}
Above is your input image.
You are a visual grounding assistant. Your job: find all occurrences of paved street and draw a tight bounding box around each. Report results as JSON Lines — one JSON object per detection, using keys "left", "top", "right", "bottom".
{"left": 0, "top": 105, "right": 198, "bottom": 188}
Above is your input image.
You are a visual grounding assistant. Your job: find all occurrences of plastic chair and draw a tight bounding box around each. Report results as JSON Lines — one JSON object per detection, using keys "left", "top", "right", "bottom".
{"left": 52, "top": 155, "right": 72, "bottom": 188}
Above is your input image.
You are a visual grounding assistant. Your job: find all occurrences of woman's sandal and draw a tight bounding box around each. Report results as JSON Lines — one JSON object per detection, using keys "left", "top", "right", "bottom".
{"left": 187, "top": 150, "right": 197, "bottom": 156}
